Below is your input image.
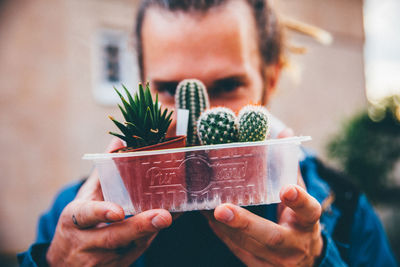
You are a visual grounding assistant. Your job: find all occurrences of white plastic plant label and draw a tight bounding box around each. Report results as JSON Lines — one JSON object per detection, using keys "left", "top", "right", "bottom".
{"left": 176, "top": 108, "right": 189, "bottom": 136}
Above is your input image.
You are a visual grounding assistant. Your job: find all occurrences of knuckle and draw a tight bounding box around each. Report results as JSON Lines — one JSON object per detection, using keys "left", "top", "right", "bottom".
{"left": 61, "top": 201, "right": 80, "bottom": 225}
{"left": 237, "top": 217, "right": 251, "bottom": 233}
{"left": 294, "top": 197, "right": 306, "bottom": 209}
{"left": 102, "top": 231, "right": 119, "bottom": 250}
{"left": 235, "top": 233, "right": 247, "bottom": 248}
{"left": 59, "top": 211, "right": 70, "bottom": 226}
{"left": 266, "top": 228, "right": 284, "bottom": 247}
{"left": 311, "top": 223, "right": 322, "bottom": 240}
{"left": 133, "top": 219, "right": 146, "bottom": 234}
{"left": 308, "top": 204, "right": 322, "bottom": 224}
{"left": 299, "top": 241, "right": 310, "bottom": 255}
{"left": 92, "top": 203, "right": 105, "bottom": 219}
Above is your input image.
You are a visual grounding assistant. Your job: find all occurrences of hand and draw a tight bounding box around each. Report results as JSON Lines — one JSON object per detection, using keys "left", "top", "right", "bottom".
{"left": 203, "top": 128, "right": 324, "bottom": 266}
{"left": 46, "top": 138, "right": 173, "bottom": 267}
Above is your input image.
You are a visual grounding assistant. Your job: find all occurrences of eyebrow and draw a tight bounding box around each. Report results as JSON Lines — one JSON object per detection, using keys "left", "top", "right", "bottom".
{"left": 152, "top": 74, "right": 248, "bottom": 91}
{"left": 209, "top": 75, "right": 248, "bottom": 90}
{"left": 152, "top": 80, "right": 180, "bottom": 90}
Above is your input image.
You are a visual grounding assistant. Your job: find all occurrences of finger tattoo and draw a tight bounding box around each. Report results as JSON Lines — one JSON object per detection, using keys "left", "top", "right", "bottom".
{"left": 72, "top": 214, "right": 79, "bottom": 227}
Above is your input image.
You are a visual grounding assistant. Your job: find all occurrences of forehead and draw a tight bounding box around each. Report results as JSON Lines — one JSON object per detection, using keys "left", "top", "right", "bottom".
{"left": 141, "top": 0, "right": 260, "bottom": 83}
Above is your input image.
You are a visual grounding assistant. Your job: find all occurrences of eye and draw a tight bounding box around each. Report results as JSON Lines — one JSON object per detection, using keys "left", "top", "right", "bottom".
{"left": 154, "top": 82, "right": 178, "bottom": 97}
{"left": 211, "top": 78, "right": 244, "bottom": 95}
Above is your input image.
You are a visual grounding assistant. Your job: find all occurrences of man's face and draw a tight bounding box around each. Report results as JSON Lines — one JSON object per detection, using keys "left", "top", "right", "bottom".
{"left": 142, "top": 1, "right": 265, "bottom": 133}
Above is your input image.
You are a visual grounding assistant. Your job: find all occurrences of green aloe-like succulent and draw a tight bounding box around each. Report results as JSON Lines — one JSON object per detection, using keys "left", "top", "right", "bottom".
{"left": 109, "top": 83, "right": 173, "bottom": 149}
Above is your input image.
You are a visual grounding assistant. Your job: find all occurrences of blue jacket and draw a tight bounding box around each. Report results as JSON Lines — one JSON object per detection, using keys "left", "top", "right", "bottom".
{"left": 18, "top": 153, "right": 397, "bottom": 266}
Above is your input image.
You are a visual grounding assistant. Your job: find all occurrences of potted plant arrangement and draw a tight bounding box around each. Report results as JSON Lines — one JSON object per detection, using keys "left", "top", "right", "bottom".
{"left": 175, "top": 79, "right": 272, "bottom": 205}
{"left": 195, "top": 104, "right": 271, "bottom": 205}
{"left": 108, "top": 79, "right": 274, "bottom": 212}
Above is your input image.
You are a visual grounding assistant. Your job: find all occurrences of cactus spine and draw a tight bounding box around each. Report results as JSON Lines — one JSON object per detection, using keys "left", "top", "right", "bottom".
{"left": 197, "top": 107, "right": 238, "bottom": 145}
{"left": 175, "top": 79, "right": 210, "bottom": 146}
{"left": 238, "top": 105, "right": 270, "bottom": 142}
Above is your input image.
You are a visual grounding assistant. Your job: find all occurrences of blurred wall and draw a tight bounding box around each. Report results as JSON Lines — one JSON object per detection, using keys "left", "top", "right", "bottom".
{"left": 0, "top": 0, "right": 139, "bottom": 256}
{"left": 271, "top": 0, "right": 366, "bottom": 157}
{"left": 0, "top": 0, "right": 365, "bottom": 256}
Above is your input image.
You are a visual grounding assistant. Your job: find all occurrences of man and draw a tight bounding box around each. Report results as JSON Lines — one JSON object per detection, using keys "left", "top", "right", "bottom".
{"left": 19, "top": 0, "right": 397, "bottom": 266}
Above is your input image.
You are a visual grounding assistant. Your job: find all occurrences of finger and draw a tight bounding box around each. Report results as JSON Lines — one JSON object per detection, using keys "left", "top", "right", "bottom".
{"left": 106, "top": 137, "right": 124, "bottom": 153}
{"left": 115, "top": 234, "right": 158, "bottom": 265}
{"left": 277, "top": 127, "right": 294, "bottom": 139}
{"left": 297, "top": 169, "right": 306, "bottom": 189}
{"left": 75, "top": 138, "right": 125, "bottom": 201}
{"left": 280, "top": 185, "right": 321, "bottom": 230}
{"left": 213, "top": 204, "right": 287, "bottom": 248}
{"left": 209, "top": 217, "right": 284, "bottom": 264}
{"left": 93, "top": 209, "right": 172, "bottom": 250}
{"left": 62, "top": 200, "right": 124, "bottom": 229}
{"left": 208, "top": 223, "right": 268, "bottom": 267}
{"left": 277, "top": 128, "right": 307, "bottom": 190}
{"left": 278, "top": 170, "right": 306, "bottom": 216}
{"left": 76, "top": 169, "right": 104, "bottom": 201}
{"left": 171, "top": 212, "right": 183, "bottom": 221}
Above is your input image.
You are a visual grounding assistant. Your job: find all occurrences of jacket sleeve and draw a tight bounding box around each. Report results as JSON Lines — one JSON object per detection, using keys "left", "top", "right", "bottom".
{"left": 347, "top": 195, "right": 397, "bottom": 266}
{"left": 17, "top": 181, "right": 84, "bottom": 267}
{"left": 316, "top": 194, "right": 397, "bottom": 267}
{"left": 317, "top": 230, "right": 348, "bottom": 267}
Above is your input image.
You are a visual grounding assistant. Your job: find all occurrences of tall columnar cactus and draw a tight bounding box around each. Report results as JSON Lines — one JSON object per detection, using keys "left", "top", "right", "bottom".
{"left": 238, "top": 105, "right": 270, "bottom": 142}
{"left": 197, "top": 107, "right": 238, "bottom": 145}
{"left": 175, "top": 79, "right": 210, "bottom": 146}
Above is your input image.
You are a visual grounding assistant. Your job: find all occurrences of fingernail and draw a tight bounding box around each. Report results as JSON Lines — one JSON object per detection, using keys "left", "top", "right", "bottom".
{"left": 286, "top": 128, "right": 294, "bottom": 136}
{"left": 152, "top": 215, "right": 169, "bottom": 229}
{"left": 106, "top": 210, "right": 121, "bottom": 221}
{"left": 217, "top": 207, "right": 234, "bottom": 223}
{"left": 284, "top": 185, "right": 298, "bottom": 201}
{"left": 278, "top": 128, "right": 294, "bottom": 138}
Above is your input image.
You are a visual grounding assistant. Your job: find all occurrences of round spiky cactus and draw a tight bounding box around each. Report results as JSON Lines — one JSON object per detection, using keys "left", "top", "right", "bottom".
{"left": 197, "top": 107, "right": 238, "bottom": 145}
{"left": 175, "top": 79, "right": 210, "bottom": 146}
{"left": 238, "top": 105, "right": 270, "bottom": 142}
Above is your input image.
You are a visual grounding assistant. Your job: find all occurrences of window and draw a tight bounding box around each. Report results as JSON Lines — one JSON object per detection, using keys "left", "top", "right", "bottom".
{"left": 105, "top": 44, "right": 120, "bottom": 83}
{"left": 93, "top": 29, "right": 139, "bottom": 105}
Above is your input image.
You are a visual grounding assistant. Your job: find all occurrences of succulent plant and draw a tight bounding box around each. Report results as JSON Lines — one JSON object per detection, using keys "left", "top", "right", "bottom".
{"left": 197, "top": 107, "right": 238, "bottom": 145}
{"left": 238, "top": 105, "right": 270, "bottom": 142}
{"left": 175, "top": 79, "right": 210, "bottom": 146}
{"left": 109, "top": 83, "right": 173, "bottom": 149}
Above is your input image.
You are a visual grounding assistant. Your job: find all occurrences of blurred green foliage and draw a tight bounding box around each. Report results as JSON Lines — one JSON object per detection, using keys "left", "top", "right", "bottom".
{"left": 327, "top": 94, "right": 400, "bottom": 262}
{"left": 327, "top": 94, "right": 400, "bottom": 203}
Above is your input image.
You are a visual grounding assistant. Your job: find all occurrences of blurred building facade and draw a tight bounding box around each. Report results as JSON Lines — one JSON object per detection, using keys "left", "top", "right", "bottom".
{"left": 0, "top": 0, "right": 365, "bottom": 258}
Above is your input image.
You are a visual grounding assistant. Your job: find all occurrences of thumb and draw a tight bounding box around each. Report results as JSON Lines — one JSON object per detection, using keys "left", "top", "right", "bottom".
{"left": 106, "top": 137, "right": 124, "bottom": 153}
{"left": 76, "top": 169, "right": 104, "bottom": 201}
{"left": 277, "top": 128, "right": 294, "bottom": 139}
{"left": 76, "top": 138, "right": 123, "bottom": 201}
{"left": 277, "top": 127, "right": 306, "bottom": 189}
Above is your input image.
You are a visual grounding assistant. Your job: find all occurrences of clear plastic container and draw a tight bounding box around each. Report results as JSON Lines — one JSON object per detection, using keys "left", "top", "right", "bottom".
{"left": 83, "top": 136, "right": 311, "bottom": 215}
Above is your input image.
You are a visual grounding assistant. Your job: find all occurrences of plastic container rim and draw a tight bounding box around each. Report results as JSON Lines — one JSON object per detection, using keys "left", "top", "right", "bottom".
{"left": 82, "top": 136, "right": 311, "bottom": 160}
